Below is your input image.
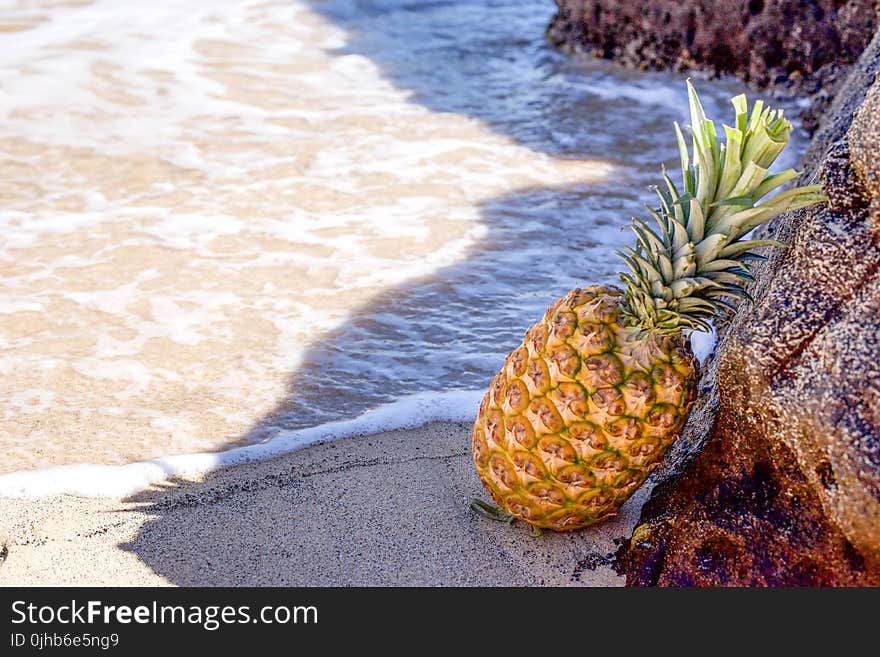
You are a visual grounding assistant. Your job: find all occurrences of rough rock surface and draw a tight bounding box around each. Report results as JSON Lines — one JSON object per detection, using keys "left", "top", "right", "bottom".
{"left": 548, "top": 1, "right": 878, "bottom": 94}
{"left": 620, "top": 31, "right": 880, "bottom": 586}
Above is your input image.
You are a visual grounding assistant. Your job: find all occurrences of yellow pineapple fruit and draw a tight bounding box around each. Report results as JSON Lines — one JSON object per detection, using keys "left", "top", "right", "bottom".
{"left": 471, "top": 81, "right": 826, "bottom": 531}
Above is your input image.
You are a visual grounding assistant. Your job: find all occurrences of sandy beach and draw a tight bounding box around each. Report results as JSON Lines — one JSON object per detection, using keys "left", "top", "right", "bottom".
{"left": 0, "top": 422, "right": 646, "bottom": 586}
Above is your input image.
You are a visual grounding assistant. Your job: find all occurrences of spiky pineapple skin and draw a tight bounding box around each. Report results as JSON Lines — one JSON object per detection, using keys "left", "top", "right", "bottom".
{"left": 472, "top": 285, "right": 698, "bottom": 530}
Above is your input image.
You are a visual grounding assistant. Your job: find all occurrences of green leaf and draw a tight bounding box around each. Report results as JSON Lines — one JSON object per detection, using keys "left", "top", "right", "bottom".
{"left": 672, "top": 251, "right": 696, "bottom": 279}
{"left": 670, "top": 214, "right": 690, "bottom": 253}
{"left": 697, "top": 258, "right": 745, "bottom": 273}
{"left": 737, "top": 252, "right": 768, "bottom": 261}
{"left": 752, "top": 168, "right": 800, "bottom": 200}
{"left": 718, "top": 124, "right": 743, "bottom": 198}
{"left": 631, "top": 217, "right": 667, "bottom": 254}
{"left": 713, "top": 196, "right": 754, "bottom": 208}
{"left": 652, "top": 279, "right": 672, "bottom": 301}
{"left": 729, "top": 161, "right": 769, "bottom": 199}
{"left": 718, "top": 239, "right": 788, "bottom": 259}
{"left": 709, "top": 271, "right": 754, "bottom": 286}
{"left": 746, "top": 98, "right": 765, "bottom": 133}
{"left": 663, "top": 172, "right": 686, "bottom": 226}
{"left": 670, "top": 278, "right": 698, "bottom": 298}
{"left": 619, "top": 248, "right": 661, "bottom": 283}
{"left": 694, "top": 233, "right": 728, "bottom": 267}
{"left": 732, "top": 93, "right": 748, "bottom": 135}
{"left": 708, "top": 297, "right": 740, "bottom": 314}
{"left": 621, "top": 82, "right": 827, "bottom": 331}
{"left": 674, "top": 121, "right": 691, "bottom": 194}
{"left": 657, "top": 252, "right": 674, "bottom": 283}
{"left": 687, "top": 197, "right": 705, "bottom": 242}
{"left": 713, "top": 206, "right": 772, "bottom": 240}
{"left": 694, "top": 135, "right": 717, "bottom": 213}
{"left": 673, "top": 192, "right": 694, "bottom": 207}
{"left": 742, "top": 117, "right": 787, "bottom": 170}
{"left": 712, "top": 286, "right": 755, "bottom": 303}
{"left": 677, "top": 297, "right": 717, "bottom": 314}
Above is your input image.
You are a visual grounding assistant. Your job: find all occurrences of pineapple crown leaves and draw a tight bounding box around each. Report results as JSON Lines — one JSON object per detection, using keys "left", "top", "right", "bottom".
{"left": 617, "top": 80, "right": 827, "bottom": 334}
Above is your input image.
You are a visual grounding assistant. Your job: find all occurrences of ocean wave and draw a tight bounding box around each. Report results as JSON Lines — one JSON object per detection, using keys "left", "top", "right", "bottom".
{"left": 0, "top": 390, "right": 484, "bottom": 498}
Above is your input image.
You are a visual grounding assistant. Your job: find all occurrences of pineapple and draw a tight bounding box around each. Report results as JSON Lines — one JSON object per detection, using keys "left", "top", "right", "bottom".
{"left": 471, "top": 81, "right": 826, "bottom": 531}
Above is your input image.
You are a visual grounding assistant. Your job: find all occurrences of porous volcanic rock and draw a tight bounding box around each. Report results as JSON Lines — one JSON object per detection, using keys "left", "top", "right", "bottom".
{"left": 547, "top": 1, "right": 878, "bottom": 94}
{"left": 619, "top": 30, "right": 880, "bottom": 586}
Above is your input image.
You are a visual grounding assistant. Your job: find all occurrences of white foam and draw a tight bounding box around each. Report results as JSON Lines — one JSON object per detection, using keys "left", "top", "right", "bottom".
{"left": 688, "top": 324, "right": 718, "bottom": 366}
{"left": 0, "top": 390, "right": 484, "bottom": 498}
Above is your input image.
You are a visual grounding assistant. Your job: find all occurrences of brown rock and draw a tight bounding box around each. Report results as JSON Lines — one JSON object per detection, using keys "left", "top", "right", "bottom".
{"left": 619, "top": 29, "right": 880, "bottom": 586}
{"left": 850, "top": 84, "right": 880, "bottom": 209}
{"left": 548, "top": 1, "right": 878, "bottom": 92}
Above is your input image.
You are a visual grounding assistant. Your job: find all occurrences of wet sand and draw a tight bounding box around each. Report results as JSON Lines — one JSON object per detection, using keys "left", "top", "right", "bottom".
{"left": 0, "top": 422, "right": 645, "bottom": 586}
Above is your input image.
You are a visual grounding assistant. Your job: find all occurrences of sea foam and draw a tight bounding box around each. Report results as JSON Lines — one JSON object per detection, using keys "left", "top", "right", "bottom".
{"left": 0, "top": 390, "right": 484, "bottom": 498}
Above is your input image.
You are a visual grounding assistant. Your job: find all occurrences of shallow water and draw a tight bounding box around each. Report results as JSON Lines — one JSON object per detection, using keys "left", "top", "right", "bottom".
{"left": 0, "top": 0, "right": 806, "bottom": 475}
